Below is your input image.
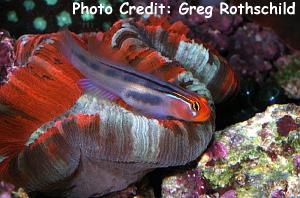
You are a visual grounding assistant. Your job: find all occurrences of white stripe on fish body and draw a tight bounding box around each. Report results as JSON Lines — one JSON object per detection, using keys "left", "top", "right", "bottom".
{"left": 120, "top": 84, "right": 172, "bottom": 118}
{"left": 70, "top": 46, "right": 175, "bottom": 118}
{"left": 70, "top": 48, "right": 175, "bottom": 118}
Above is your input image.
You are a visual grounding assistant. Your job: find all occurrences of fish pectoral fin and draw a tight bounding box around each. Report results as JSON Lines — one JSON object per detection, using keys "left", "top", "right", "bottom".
{"left": 78, "top": 79, "right": 117, "bottom": 101}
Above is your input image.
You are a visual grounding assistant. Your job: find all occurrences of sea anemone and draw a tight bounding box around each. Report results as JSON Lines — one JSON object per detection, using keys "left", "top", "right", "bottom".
{"left": 0, "top": 16, "right": 238, "bottom": 197}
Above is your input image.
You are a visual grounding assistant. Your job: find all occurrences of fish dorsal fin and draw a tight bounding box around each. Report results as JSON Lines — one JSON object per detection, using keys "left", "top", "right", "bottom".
{"left": 87, "top": 35, "right": 129, "bottom": 67}
{"left": 87, "top": 33, "right": 102, "bottom": 57}
{"left": 78, "top": 79, "right": 117, "bottom": 101}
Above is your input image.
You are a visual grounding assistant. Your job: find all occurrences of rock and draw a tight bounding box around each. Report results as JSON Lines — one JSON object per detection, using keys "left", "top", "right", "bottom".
{"left": 275, "top": 53, "right": 300, "bottom": 99}
{"left": 162, "top": 104, "right": 300, "bottom": 197}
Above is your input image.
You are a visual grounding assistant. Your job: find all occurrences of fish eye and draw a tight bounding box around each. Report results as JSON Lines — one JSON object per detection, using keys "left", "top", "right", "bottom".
{"left": 191, "top": 101, "right": 200, "bottom": 111}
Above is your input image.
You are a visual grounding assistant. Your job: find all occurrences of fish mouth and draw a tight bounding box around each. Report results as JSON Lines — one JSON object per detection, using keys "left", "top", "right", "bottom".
{"left": 200, "top": 97, "right": 212, "bottom": 122}
{"left": 201, "top": 109, "right": 212, "bottom": 122}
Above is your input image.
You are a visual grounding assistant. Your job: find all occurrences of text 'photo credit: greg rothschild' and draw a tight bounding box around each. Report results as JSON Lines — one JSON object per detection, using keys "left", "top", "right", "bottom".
{"left": 72, "top": 1, "right": 296, "bottom": 19}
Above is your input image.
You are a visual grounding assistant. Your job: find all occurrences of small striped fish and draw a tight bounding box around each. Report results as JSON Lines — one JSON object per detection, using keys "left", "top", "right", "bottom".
{"left": 59, "top": 30, "right": 211, "bottom": 122}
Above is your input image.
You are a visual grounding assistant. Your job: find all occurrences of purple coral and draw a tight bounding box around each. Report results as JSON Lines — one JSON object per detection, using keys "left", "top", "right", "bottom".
{"left": 228, "top": 23, "right": 284, "bottom": 81}
{"left": 176, "top": 170, "right": 208, "bottom": 196}
{"left": 186, "top": 170, "right": 207, "bottom": 195}
{"left": 0, "top": 181, "right": 14, "bottom": 198}
{"left": 205, "top": 141, "right": 228, "bottom": 163}
{"left": 206, "top": 8, "right": 242, "bottom": 34}
{"left": 0, "top": 30, "right": 15, "bottom": 84}
{"left": 270, "top": 189, "right": 286, "bottom": 198}
{"left": 276, "top": 115, "right": 299, "bottom": 136}
{"left": 220, "top": 190, "right": 237, "bottom": 198}
{"left": 187, "top": 7, "right": 242, "bottom": 53}
{"left": 293, "top": 155, "right": 300, "bottom": 173}
{"left": 162, "top": 169, "right": 210, "bottom": 197}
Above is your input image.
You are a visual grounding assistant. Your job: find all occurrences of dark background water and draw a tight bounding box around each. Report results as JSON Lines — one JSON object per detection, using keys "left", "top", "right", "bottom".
{"left": 0, "top": 0, "right": 123, "bottom": 38}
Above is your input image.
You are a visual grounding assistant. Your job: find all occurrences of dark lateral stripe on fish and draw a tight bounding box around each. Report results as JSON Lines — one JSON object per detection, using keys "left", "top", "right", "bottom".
{"left": 125, "top": 91, "right": 163, "bottom": 105}
{"left": 68, "top": 35, "right": 166, "bottom": 85}
{"left": 83, "top": 55, "right": 188, "bottom": 98}
{"left": 103, "top": 69, "right": 118, "bottom": 77}
{"left": 74, "top": 51, "right": 89, "bottom": 65}
{"left": 65, "top": 31, "right": 196, "bottom": 104}
{"left": 59, "top": 27, "right": 212, "bottom": 122}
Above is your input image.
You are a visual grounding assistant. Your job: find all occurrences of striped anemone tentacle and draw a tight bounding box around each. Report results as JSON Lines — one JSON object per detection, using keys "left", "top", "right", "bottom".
{"left": 132, "top": 16, "right": 239, "bottom": 103}
{"left": 105, "top": 19, "right": 213, "bottom": 106}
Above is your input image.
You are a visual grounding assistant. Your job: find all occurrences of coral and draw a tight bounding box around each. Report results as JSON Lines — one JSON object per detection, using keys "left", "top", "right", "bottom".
{"left": 192, "top": 8, "right": 287, "bottom": 82}
{"left": 0, "top": 30, "right": 16, "bottom": 84}
{"left": 0, "top": 181, "right": 28, "bottom": 198}
{"left": 205, "top": 141, "right": 228, "bottom": 161}
{"left": 163, "top": 169, "right": 208, "bottom": 197}
{"left": 0, "top": 17, "right": 238, "bottom": 197}
{"left": 228, "top": 23, "right": 284, "bottom": 81}
{"left": 0, "top": 181, "right": 14, "bottom": 198}
{"left": 162, "top": 104, "right": 300, "bottom": 197}
{"left": 293, "top": 155, "right": 300, "bottom": 174}
{"left": 276, "top": 115, "right": 300, "bottom": 136}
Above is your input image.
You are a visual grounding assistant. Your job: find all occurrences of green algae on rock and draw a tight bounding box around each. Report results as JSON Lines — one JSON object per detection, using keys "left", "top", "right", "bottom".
{"left": 162, "top": 104, "right": 300, "bottom": 198}
{"left": 275, "top": 53, "right": 300, "bottom": 100}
